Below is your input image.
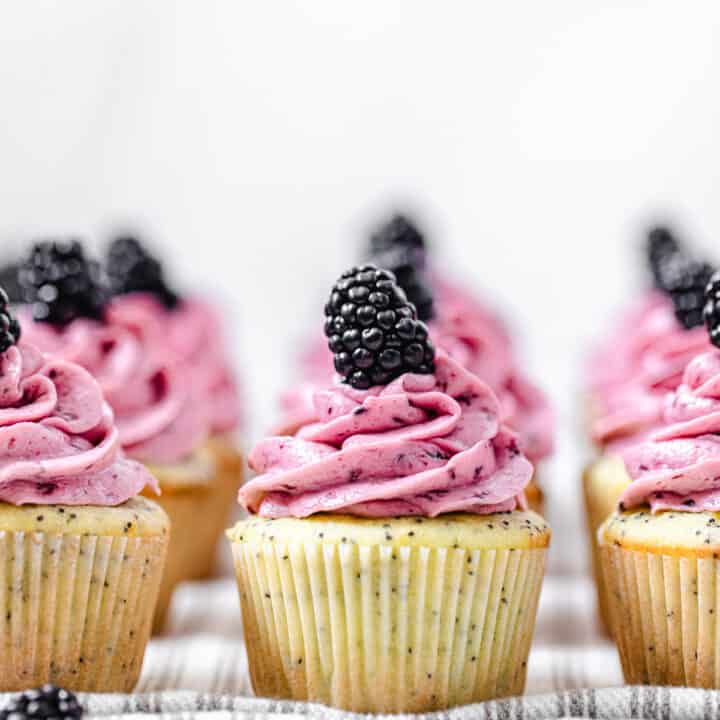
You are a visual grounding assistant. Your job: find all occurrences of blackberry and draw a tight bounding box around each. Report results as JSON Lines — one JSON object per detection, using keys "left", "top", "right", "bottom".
{"left": 369, "top": 214, "right": 426, "bottom": 269}
{"left": 0, "top": 685, "right": 83, "bottom": 720}
{"left": 662, "top": 254, "right": 715, "bottom": 329}
{"left": 106, "top": 236, "right": 178, "bottom": 309}
{"left": 0, "top": 287, "right": 21, "bottom": 352}
{"left": 646, "top": 226, "right": 682, "bottom": 289}
{"left": 703, "top": 271, "right": 720, "bottom": 347}
{"left": 324, "top": 265, "right": 435, "bottom": 389}
{"left": 18, "top": 240, "right": 108, "bottom": 325}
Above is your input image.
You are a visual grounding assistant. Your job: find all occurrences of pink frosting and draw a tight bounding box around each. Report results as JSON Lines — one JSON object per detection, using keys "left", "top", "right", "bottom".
{"left": 19, "top": 297, "right": 208, "bottom": 464}
{"left": 243, "top": 353, "right": 532, "bottom": 519}
{"left": 620, "top": 349, "right": 720, "bottom": 512}
{"left": 0, "top": 342, "right": 157, "bottom": 505}
{"left": 587, "top": 291, "right": 710, "bottom": 447}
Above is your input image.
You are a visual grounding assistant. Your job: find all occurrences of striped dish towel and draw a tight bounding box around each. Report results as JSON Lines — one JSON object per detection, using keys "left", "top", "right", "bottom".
{"left": 5, "top": 575, "right": 716, "bottom": 719}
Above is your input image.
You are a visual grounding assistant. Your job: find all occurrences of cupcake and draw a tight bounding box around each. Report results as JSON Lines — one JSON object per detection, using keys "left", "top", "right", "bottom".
{"left": 229, "top": 266, "right": 550, "bottom": 713}
{"left": 277, "top": 215, "right": 553, "bottom": 513}
{"left": 584, "top": 229, "right": 713, "bottom": 632}
{"left": 0, "top": 290, "right": 168, "bottom": 691}
{"left": 599, "top": 273, "right": 720, "bottom": 684}
{"left": 16, "top": 239, "right": 240, "bottom": 630}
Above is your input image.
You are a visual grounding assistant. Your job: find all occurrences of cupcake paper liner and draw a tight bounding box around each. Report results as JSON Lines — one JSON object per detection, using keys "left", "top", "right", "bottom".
{"left": 231, "top": 533, "right": 546, "bottom": 713}
{"left": 0, "top": 527, "right": 167, "bottom": 691}
{"left": 601, "top": 536, "right": 720, "bottom": 686}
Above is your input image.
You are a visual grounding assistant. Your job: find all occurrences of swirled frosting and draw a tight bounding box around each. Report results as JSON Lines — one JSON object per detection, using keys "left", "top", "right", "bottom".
{"left": 587, "top": 291, "right": 709, "bottom": 447}
{"left": 19, "top": 295, "right": 209, "bottom": 464}
{"left": 620, "top": 349, "right": 720, "bottom": 512}
{"left": 0, "top": 342, "right": 157, "bottom": 505}
{"left": 243, "top": 353, "right": 532, "bottom": 519}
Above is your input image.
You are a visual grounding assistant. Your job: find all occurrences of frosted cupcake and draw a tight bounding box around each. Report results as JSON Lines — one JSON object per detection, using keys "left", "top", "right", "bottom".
{"left": 584, "top": 228, "right": 712, "bottom": 631}
{"left": 277, "top": 216, "right": 553, "bottom": 513}
{"left": 0, "top": 289, "right": 168, "bottom": 691}
{"left": 599, "top": 273, "right": 720, "bottom": 684}
{"left": 229, "top": 266, "right": 549, "bottom": 713}
{"left": 16, "top": 239, "right": 234, "bottom": 630}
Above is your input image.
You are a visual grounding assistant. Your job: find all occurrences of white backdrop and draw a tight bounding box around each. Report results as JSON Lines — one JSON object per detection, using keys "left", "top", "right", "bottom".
{"left": 1, "top": 2, "right": 719, "bottom": 565}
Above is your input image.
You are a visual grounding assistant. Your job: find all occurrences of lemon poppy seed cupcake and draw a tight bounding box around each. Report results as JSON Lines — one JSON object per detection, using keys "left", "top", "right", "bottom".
{"left": 600, "top": 284, "right": 720, "bottom": 686}
{"left": 0, "top": 294, "right": 167, "bottom": 691}
{"left": 229, "top": 266, "right": 549, "bottom": 713}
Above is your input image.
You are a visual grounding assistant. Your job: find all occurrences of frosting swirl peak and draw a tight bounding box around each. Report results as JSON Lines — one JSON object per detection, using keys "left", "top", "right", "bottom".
{"left": 243, "top": 353, "right": 532, "bottom": 519}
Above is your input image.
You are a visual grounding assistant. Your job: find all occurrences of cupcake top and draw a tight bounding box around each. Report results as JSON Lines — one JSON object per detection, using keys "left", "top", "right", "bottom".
{"left": 0, "top": 291, "right": 157, "bottom": 505}
{"left": 15, "top": 239, "right": 224, "bottom": 464}
{"left": 243, "top": 266, "right": 533, "bottom": 519}
{"left": 276, "top": 216, "right": 553, "bottom": 462}
{"left": 587, "top": 229, "right": 714, "bottom": 448}
{"left": 619, "top": 270, "right": 720, "bottom": 513}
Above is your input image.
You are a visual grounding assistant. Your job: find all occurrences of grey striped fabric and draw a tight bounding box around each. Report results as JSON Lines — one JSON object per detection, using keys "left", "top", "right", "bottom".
{"left": 2, "top": 577, "right": 715, "bottom": 718}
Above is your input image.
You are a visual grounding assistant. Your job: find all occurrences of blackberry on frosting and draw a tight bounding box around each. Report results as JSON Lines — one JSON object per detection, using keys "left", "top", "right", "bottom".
{"left": 325, "top": 265, "right": 435, "bottom": 389}
{"left": 18, "top": 240, "right": 107, "bottom": 325}
{"left": 106, "top": 235, "right": 178, "bottom": 309}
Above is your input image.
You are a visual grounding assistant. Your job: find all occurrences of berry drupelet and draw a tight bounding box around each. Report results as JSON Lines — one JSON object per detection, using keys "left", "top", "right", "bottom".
{"left": 0, "top": 685, "right": 83, "bottom": 720}
{"left": 646, "top": 225, "right": 681, "bottom": 289}
{"left": 325, "top": 265, "right": 435, "bottom": 390}
{"left": 106, "top": 236, "right": 178, "bottom": 309}
{"left": 0, "top": 287, "right": 21, "bottom": 353}
{"left": 661, "top": 254, "right": 715, "bottom": 330}
{"left": 18, "top": 240, "right": 108, "bottom": 325}
{"left": 704, "top": 271, "right": 720, "bottom": 348}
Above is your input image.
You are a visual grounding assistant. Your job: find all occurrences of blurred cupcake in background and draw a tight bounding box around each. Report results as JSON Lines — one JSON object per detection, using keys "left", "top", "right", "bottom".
{"left": 584, "top": 226, "right": 714, "bottom": 633}
{"left": 106, "top": 236, "right": 244, "bottom": 581}
{"left": 276, "top": 213, "right": 553, "bottom": 514}
{"left": 599, "top": 271, "right": 720, "bottom": 686}
{"left": 229, "top": 265, "right": 549, "bottom": 713}
{"left": 15, "top": 237, "right": 242, "bottom": 631}
{"left": 0, "top": 290, "right": 168, "bottom": 690}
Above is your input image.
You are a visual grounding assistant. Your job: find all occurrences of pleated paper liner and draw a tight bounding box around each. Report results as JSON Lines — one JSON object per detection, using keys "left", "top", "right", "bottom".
{"left": 599, "top": 509, "right": 720, "bottom": 687}
{"left": 0, "top": 497, "right": 169, "bottom": 692}
{"left": 229, "top": 512, "right": 549, "bottom": 714}
{"left": 582, "top": 454, "right": 630, "bottom": 636}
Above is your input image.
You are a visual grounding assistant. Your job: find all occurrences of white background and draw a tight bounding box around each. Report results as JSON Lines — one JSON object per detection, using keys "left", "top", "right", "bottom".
{"left": 1, "top": 1, "right": 719, "bottom": 567}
